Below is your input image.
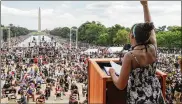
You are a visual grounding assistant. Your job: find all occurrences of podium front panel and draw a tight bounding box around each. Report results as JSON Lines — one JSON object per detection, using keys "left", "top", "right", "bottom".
{"left": 88, "top": 58, "right": 120, "bottom": 104}
{"left": 88, "top": 59, "right": 106, "bottom": 103}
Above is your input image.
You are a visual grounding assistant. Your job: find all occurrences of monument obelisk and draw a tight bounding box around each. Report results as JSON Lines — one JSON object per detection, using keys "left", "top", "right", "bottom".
{"left": 38, "top": 7, "right": 41, "bottom": 32}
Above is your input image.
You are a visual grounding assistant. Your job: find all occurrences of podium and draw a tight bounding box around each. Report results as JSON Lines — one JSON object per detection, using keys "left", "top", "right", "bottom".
{"left": 88, "top": 58, "right": 167, "bottom": 104}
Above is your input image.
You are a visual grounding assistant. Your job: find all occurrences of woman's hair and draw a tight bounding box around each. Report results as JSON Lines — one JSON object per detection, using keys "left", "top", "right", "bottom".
{"left": 131, "top": 22, "right": 154, "bottom": 44}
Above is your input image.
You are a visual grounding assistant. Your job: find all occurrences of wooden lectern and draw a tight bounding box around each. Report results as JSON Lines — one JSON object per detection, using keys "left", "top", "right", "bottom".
{"left": 88, "top": 58, "right": 167, "bottom": 104}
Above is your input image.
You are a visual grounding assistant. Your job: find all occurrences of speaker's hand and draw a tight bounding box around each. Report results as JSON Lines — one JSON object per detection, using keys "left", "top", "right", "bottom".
{"left": 140, "top": 0, "right": 148, "bottom": 6}
{"left": 109, "top": 68, "right": 115, "bottom": 75}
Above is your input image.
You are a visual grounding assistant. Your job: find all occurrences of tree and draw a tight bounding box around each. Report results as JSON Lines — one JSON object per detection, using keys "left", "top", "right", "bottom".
{"left": 167, "top": 26, "right": 181, "bottom": 32}
{"left": 156, "top": 25, "right": 166, "bottom": 33}
{"left": 125, "top": 27, "right": 131, "bottom": 32}
{"left": 85, "top": 23, "right": 106, "bottom": 44}
{"left": 61, "top": 27, "right": 70, "bottom": 38}
{"left": 96, "top": 33, "right": 109, "bottom": 46}
{"left": 78, "top": 21, "right": 92, "bottom": 42}
{"left": 3, "top": 29, "right": 8, "bottom": 42}
{"left": 71, "top": 26, "right": 78, "bottom": 41}
{"left": 49, "top": 21, "right": 181, "bottom": 48}
{"left": 2, "top": 24, "right": 30, "bottom": 38}
{"left": 42, "top": 29, "right": 50, "bottom": 34}
{"left": 9, "top": 24, "right": 13, "bottom": 27}
{"left": 50, "top": 27, "right": 62, "bottom": 36}
{"left": 78, "top": 21, "right": 106, "bottom": 44}
{"left": 113, "top": 29, "right": 129, "bottom": 45}
{"left": 50, "top": 27, "right": 70, "bottom": 38}
{"left": 107, "top": 24, "right": 125, "bottom": 45}
{"left": 72, "top": 26, "right": 77, "bottom": 30}
{"left": 156, "top": 29, "right": 181, "bottom": 48}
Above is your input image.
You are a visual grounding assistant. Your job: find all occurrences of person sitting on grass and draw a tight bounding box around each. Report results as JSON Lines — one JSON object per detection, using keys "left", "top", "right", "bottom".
{"left": 18, "top": 86, "right": 24, "bottom": 95}
{"left": 36, "top": 93, "right": 45, "bottom": 104}
{"left": 64, "top": 81, "right": 69, "bottom": 92}
{"left": 71, "top": 82, "right": 80, "bottom": 100}
{"left": 55, "top": 85, "right": 63, "bottom": 100}
{"left": 36, "top": 74, "right": 42, "bottom": 84}
{"left": 178, "top": 57, "right": 182, "bottom": 74}
{"left": 27, "top": 84, "right": 35, "bottom": 102}
{"left": 45, "top": 86, "right": 51, "bottom": 100}
{"left": 36, "top": 82, "right": 42, "bottom": 95}
{"left": 8, "top": 86, "right": 17, "bottom": 99}
{"left": 3, "top": 81, "right": 11, "bottom": 97}
{"left": 18, "top": 90, "right": 27, "bottom": 104}
{"left": 69, "top": 90, "right": 79, "bottom": 104}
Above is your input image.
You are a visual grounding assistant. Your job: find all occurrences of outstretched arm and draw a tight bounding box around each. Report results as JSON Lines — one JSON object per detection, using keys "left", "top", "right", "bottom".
{"left": 141, "top": 0, "right": 151, "bottom": 22}
{"left": 141, "top": 0, "right": 157, "bottom": 47}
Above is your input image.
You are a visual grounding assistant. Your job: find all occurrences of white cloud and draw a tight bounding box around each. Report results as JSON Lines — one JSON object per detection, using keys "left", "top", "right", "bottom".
{"left": 1, "top": 5, "right": 37, "bottom": 17}
{"left": 60, "top": 4, "right": 70, "bottom": 9}
{"left": 1, "top": 1, "right": 181, "bottom": 30}
{"left": 86, "top": 2, "right": 112, "bottom": 10}
{"left": 41, "top": 9, "right": 54, "bottom": 17}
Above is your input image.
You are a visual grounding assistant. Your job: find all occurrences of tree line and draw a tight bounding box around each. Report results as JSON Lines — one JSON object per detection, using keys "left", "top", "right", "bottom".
{"left": 1, "top": 24, "right": 32, "bottom": 42}
{"left": 50, "top": 21, "right": 181, "bottom": 48}
{"left": 1, "top": 22, "right": 181, "bottom": 48}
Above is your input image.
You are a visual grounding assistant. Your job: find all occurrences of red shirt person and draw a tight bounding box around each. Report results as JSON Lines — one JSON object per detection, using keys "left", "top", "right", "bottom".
{"left": 34, "top": 57, "right": 38, "bottom": 64}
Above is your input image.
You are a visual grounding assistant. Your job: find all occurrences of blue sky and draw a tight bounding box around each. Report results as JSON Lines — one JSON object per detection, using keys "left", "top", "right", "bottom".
{"left": 1, "top": 1, "right": 181, "bottom": 30}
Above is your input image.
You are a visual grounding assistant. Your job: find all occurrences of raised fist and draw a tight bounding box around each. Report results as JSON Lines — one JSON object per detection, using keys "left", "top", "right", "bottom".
{"left": 140, "top": 0, "right": 148, "bottom": 6}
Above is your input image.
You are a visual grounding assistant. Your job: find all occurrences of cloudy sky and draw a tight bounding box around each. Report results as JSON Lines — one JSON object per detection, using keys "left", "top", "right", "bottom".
{"left": 1, "top": 1, "right": 181, "bottom": 30}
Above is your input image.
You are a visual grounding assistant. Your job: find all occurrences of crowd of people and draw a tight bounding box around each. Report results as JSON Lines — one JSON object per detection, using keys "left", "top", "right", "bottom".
{"left": 1, "top": 35, "right": 89, "bottom": 104}
{"left": 0, "top": 34, "right": 182, "bottom": 104}
{"left": 157, "top": 53, "right": 182, "bottom": 103}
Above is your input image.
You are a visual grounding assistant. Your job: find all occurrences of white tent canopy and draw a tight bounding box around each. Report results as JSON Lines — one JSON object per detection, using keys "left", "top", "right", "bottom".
{"left": 84, "top": 49, "right": 98, "bottom": 54}
{"left": 107, "top": 47, "right": 123, "bottom": 53}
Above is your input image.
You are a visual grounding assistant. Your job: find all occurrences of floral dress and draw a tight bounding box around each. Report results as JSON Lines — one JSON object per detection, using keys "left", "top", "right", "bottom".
{"left": 127, "top": 61, "right": 165, "bottom": 104}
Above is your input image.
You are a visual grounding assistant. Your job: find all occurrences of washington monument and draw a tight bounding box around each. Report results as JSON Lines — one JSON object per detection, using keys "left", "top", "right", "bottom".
{"left": 38, "top": 7, "right": 41, "bottom": 32}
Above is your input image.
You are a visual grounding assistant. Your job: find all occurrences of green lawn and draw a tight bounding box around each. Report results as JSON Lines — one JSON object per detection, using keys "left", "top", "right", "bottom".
{"left": 31, "top": 32, "right": 46, "bottom": 35}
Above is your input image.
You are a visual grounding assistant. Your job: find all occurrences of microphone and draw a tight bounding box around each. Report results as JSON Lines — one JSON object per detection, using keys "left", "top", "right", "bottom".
{"left": 123, "top": 44, "right": 131, "bottom": 51}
